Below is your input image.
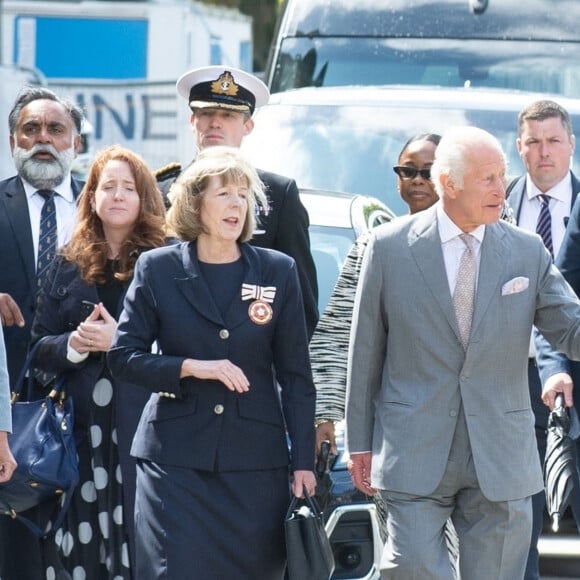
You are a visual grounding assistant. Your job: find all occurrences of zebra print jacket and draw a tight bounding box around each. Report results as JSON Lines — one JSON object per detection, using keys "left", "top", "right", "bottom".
{"left": 310, "top": 231, "right": 373, "bottom": 422}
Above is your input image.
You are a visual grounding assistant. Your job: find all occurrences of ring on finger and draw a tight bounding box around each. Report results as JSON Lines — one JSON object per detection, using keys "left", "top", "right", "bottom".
{"left": 89, "top": 339, "right": 93, "bottom": 347}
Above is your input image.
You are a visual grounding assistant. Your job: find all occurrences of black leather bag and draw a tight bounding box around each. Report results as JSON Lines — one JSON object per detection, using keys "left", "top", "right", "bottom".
{"left": 0, "top": 342, "right": 79, "bottom": 536}
{"left": 285, "top": 487, "right": 335, "bottom": 580}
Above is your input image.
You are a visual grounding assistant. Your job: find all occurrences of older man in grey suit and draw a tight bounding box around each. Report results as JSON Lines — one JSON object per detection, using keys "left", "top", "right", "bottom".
{"left": 345, "top": 126, "right": 580, "bottom": 579}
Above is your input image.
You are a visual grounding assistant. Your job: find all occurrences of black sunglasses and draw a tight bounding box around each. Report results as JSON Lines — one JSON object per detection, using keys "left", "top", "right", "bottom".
{"left": 393, "top": 166, "right": 431, "bottom": 180}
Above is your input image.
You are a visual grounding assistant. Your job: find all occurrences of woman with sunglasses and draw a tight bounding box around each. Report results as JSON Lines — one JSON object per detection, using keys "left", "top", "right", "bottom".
{"left": 312, "top": 132, "right": 443, "bottom": 454}
{"left": 393, "top": 133, "right": 441, "bottom": 215}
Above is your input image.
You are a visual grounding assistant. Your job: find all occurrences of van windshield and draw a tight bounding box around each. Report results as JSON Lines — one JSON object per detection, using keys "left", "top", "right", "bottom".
{"left": 242, "top": 90, "right": 580, "bottom": 216}
{"left": 270, "top": 38, "right": 580, "bottom": 97}
{"left": 281, "top": 0, "right": 580, "bottom": 40}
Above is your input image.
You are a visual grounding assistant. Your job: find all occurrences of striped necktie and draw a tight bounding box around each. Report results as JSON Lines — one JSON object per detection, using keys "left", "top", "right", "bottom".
{"left": 536, "top": 194, "right": 553, "bottom": 259}
{"left": 36, "top": 189, "right": 57, "bottom": 292}
{"left": 453, "top": 234, "right": 476, "bottom": 350}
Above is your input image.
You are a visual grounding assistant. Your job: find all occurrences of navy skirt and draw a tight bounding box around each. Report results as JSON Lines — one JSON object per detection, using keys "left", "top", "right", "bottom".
{"left": 135, "top": 460, "right": 290, "bottom": 579}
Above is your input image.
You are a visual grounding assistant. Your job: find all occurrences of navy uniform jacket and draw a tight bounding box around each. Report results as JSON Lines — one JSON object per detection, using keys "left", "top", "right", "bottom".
{"left": 108, "top": 242, "right": 316, "bottom": 473}
{"left": 0, "top": 175, "right": 83, "bottom": 388}
{"left": 157, "top": 164, "right": 319, "bottom": 338}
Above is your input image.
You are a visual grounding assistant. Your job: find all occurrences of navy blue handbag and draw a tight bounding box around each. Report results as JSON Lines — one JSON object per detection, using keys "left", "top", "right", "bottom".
{"left": 0, "top": 341, "right": 79, "bottom": 536}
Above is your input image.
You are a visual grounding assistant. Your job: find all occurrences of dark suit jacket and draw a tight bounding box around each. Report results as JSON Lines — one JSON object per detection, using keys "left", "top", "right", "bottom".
{"left": 108, "top": 241, "right": 316, "bottom": 474}
{"left": 157, "top": 165, "right": 319, "bottom": 338}
{"left": 0, "top": 175, "right": 83, "bottom": 388}
{"left": 507, "top": 172, "right": 580, "bottom": 224}
{"left": 536, "top": 172, "right": 580, "bottom": 406}
{"left": 30, "top": 254, "right": 150, "bottom": 571}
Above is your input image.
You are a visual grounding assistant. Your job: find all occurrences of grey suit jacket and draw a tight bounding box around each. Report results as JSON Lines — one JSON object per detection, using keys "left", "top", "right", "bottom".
{"left": 346, "top": 204, "right": 580, "bottom": 502}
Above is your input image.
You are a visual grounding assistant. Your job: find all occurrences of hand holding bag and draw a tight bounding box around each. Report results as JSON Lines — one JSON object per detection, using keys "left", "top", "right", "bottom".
{"left": 0, "top": 341, "right": 79, "bottom": 537}
{"left": 285, "top": 486, "right": 335, "bottom": 580}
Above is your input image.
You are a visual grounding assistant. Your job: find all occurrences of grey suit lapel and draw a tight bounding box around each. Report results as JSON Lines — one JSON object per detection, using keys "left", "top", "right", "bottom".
{"left": 470, "top": 223, "right": 508, "bottom": 341}
{"left": 409, "top": 209, "right": 510, "bottom": 349}
{"left": 409, "top": 206, "right": 461, "bottom": 340}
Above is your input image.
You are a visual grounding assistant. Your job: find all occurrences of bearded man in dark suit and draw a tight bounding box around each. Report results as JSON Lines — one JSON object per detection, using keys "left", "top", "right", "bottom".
{"left": 0, "top": 86, "right": 84, "bottom": 580}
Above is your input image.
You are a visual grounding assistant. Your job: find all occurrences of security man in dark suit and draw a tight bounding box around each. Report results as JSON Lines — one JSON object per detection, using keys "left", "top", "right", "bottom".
{"left": 0, "top": 86, "right": 84, "bottom": 580}
{"left": 156, "top": 66, "right": 319, "bottom": 337}
{"left": 507, "top": 99, "right": 579, "bottom": 580}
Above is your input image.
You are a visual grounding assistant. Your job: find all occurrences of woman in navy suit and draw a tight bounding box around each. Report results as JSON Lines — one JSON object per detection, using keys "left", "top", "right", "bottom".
{"left": 31, "top": 145, "right": 166, "bottom": 578}
{"left": 108, "top": 146, "right": 316, "bottom": 580}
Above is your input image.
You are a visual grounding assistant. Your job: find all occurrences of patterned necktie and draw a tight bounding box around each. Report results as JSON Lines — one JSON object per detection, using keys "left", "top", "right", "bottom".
{"left": 536, "top": 194, "right": 553, "bottom": 259}
{"left": 453, "top": 234, "right": 476, "bottom": 350}
{"left": 36, "top": 189, "right": 57, "bottom": 292}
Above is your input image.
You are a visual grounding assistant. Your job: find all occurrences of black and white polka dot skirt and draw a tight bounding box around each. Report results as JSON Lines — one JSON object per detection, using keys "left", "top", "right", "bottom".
{"left": 47, "top": 377, "right": 131, "bottom": 580}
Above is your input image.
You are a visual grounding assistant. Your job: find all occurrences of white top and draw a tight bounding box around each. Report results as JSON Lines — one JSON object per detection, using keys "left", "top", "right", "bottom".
{"left": 22, "top": 176, "right": 78, "bottom": 267}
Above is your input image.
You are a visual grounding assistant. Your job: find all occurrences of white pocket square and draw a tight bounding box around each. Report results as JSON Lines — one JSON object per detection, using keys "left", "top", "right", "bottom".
{"left": 501, "top": 276, "right": 529, "bottom": 296}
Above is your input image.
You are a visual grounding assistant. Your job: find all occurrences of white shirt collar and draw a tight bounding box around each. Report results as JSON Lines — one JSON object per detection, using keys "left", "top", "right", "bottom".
{"left": 525, "top": 172, "right": 572, "bottom": 204}
{"left": 22, "top": 174, "right": 76, "bottom": 202}
{"left": 436, "top": 204, "right": 485, "bottom": 245}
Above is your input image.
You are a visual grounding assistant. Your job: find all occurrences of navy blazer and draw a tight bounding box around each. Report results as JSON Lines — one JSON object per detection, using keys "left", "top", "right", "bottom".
{"left": 30, "top": 255, "right": 146, "bottom": 434}
{"left": 157, "top": 165, "right": 319, "bottom": 338}
{"left": 108, "top": 242, "right": 316, "bottom": 474}
{"left": 536, "top": 171, "right": 580, "bottom": 401}
{"left": 30, "top": 254, "right": 152, "bottom": 572}
{"left": 0, "top": 175, "right": 83, "bottom": 387}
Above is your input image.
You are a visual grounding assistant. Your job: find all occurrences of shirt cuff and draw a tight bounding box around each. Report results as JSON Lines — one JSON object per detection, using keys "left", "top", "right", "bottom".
{"left": 67, "top": 335, "right": 89, "bottom": 363}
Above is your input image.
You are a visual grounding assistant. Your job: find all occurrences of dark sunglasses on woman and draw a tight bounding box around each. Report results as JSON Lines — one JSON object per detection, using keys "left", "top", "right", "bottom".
{"left": 393, "top": 166, "right": 431, "bottom": 180}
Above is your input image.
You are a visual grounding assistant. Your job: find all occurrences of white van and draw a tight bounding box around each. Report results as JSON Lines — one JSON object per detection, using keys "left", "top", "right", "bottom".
{"left": 265, "top": 0, "right": 580, "bottom": 97}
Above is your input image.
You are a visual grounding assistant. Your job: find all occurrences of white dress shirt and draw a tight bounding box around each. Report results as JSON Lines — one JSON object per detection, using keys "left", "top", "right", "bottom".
{"left": 437, "top": 204, "right": 485, "bottom": 296}
{"left": 517, "top": 172, "right": 572, "bottom": 259}
{"left": 22, "top": 176, "right": 78, "bottom": 267}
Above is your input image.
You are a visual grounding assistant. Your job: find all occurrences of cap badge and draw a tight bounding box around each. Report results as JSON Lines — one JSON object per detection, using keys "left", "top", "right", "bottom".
{"left": 241, "top": 284, "right": 276, "bottom": 325}
{"left": 211, "top": 72, "right": 239, "bottom": 97}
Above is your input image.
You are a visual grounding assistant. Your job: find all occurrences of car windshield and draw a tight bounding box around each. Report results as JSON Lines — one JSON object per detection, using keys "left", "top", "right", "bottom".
{"left": 270, "top": 38, "right": 580, "bottom": 97}
{"left": 242, "top": 93, "right": 580, "bottom": 216}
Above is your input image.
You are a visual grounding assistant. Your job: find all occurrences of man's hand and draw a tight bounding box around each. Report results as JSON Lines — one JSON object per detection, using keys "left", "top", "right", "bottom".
{"left": 347, "top": 451, "right": 376, "bottom": 495}
{"left": 542, "top": 372, "right": 574, "bottom": 410}
{"left": 316, "top": 421, "right": 337, "bottom": 455}
{"left": 0, "top": 293, "right": 24, "bottom": 327}
{"left": 0, "top": 432, "right": 17, "bottom": 483}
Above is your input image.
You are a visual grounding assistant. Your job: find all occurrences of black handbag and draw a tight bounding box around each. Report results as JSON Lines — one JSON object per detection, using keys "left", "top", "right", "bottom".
{"left": 0, "top": 341, "right": 79, "bottom": 537}
{"left": 285, "top": 486, "right": 335, "bottom": 580}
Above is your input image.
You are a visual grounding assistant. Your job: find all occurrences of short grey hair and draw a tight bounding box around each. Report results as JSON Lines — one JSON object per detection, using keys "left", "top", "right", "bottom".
{"left": 8, "top": 86, "right": 84, "bottom": 135}
{"left": 431, "top": 126, "right": 507, "bottom": 196}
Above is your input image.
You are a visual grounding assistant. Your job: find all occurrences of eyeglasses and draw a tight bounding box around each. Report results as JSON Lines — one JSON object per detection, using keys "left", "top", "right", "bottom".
{"left": 393, "top": 166, "right": 431, "bottom": 180}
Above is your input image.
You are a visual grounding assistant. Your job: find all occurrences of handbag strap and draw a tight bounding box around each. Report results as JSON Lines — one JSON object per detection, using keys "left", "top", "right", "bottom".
{"left": 11, "top": 340, "right": 66, "bottom": 402}
{"left": 286, "top": 485, "right": 323, "bottom": 520}
{"left": 10, "top": 487, "right": 75, "bottom": 538}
